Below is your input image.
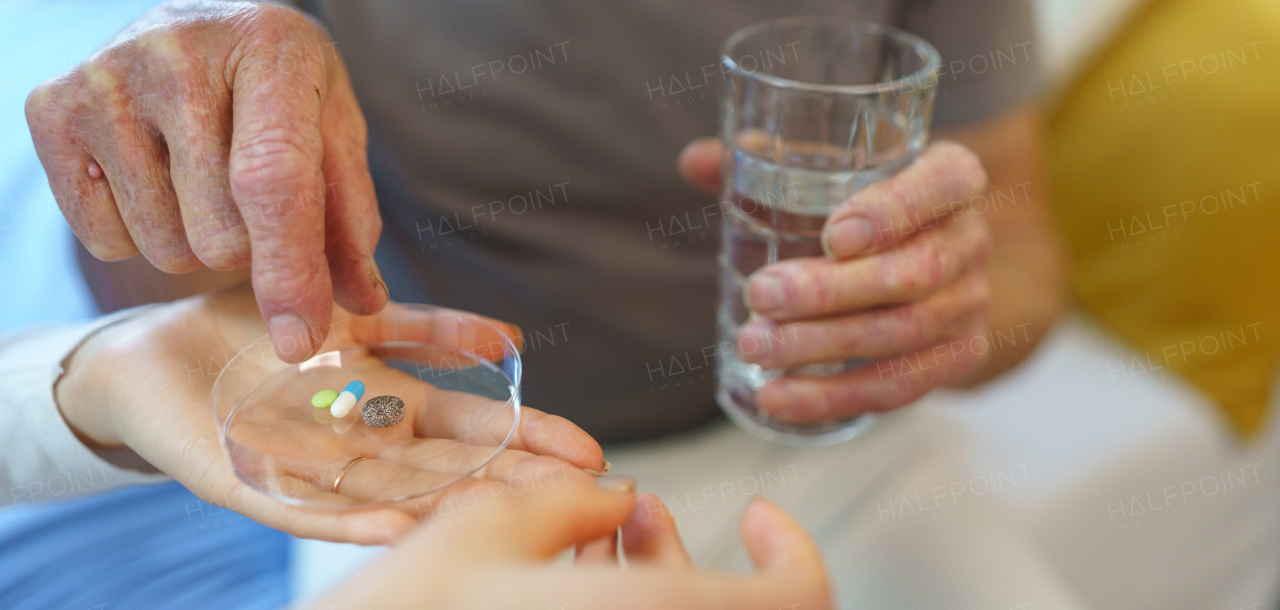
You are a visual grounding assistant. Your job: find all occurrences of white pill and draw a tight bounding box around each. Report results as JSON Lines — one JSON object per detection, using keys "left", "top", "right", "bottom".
{"left": 330, "top": 391, "right": 358, "bottom": 418}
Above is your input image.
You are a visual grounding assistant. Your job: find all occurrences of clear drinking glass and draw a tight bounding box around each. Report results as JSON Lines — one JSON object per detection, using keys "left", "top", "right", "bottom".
{"left": 716, "top": 17, "right": 940, "bottom": 445}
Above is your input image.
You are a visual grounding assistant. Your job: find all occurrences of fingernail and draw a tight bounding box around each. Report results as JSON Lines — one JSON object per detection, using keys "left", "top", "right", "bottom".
{"left": 269, "top": 313, "right": 315, "bottom": 362}
{"left": 679, "top": 138, "right": 717, "bottom": 163}
{"left": 757, "top": 381, "right": 804, "bottom": 420}
{"left": 505, "top": 323, "right": 525, "bottom": 352}
{"left": 584, "top": 459, "right": 612, "bottom": 477}
{"left": 823, "top": 216, "right": 874, "bottom": 259}
{"left": 369, "top": 261, "right": 389, "bottom": 299}
{"left": 743, "top": 496, "right": 774, "bottom": 522}
{"left": 746, "top": 273, "right": 785, "bottom": 315}
{"left": 736, "top": 319, "right": 777, "bottom": 366}
{"left": 624, "top": 494, "right": 671, "bottom": 537}
{"left": 597, "top": 474, "right": 636, "bottom": 494}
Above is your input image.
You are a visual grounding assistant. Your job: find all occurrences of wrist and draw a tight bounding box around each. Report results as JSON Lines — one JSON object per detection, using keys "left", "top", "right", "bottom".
{"left": 53, "top": 306, "right": 166, "bottom": 450}
{"left": 54, "top": 322, "right": 126, "bottom": 450}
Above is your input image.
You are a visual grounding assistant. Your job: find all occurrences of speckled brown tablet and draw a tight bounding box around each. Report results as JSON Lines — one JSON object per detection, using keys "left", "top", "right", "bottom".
{"left": 362, "top": 395, "right": 405, "bottom": 428}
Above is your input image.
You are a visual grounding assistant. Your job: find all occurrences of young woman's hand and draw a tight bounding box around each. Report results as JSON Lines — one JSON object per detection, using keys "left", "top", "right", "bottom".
{"left": 55, "top": 284, "right": 607, "bottom": 545}
{"left": 313, "top": 482, "right": 833, "bottom": 610}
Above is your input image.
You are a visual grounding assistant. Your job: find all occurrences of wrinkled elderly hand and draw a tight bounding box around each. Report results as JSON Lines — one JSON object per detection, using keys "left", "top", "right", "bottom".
{"left": 681, "top": 139, "right": 992, "bottom": 422}
{"left": 312, "top": 483, "right": 832, "bottom": 610}
{"left": 26, "top": 1, "right": 382, "bottom": 362}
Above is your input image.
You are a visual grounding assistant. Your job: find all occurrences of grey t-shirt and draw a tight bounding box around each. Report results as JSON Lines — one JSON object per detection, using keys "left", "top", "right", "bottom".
{"left": 302, "top": 0, "right": 1039, "bottom": 442}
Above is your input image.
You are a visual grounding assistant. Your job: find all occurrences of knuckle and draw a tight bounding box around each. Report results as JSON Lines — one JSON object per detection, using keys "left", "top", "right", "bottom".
{"left": 879, "top": 177, "right": 919, "bottom": 218}
{"left": 816, "top": 382, "right": 854, "bottom": 416}
{"left": 24, "top": 76, "right": 76, "bottom": 130}
{"left": 253, "top": 252, "right": 327, "bottom": 309}
{"left": 518, "top": 408, "right": 552, "bottom": 442}
{"left": 238, "top": 3, "right": 327, "bottom": 47}
{"left": 190, "top": 224, "right": 250, "bottom": 270}
{"left": 132, "top": 25, "right": 182, "bottom": 60}
{"left": 24, "top": 83, "right": 51, "bottom": 123}
{"left": 831, "top": 320, "right": 867, "bottom": 357}
{"left": 763, "top": 323, "right": 800, "bottom": 364}
{"left": 885, "top": 303, "right": 928, "bottom": 347}
{"left": 161, "top": 83, "right": 227, "bottom": 154}
{"left": 793, "top": 265, "right": 832, "bottom": 313}
{"left": 893, "top": 237, "right": 943, "bottom": 294}
{"left": 80, "top": 55, "right": 128, "bottom": 99}
{"left": 237, "top": 2, "right": 296, "bottom": 27}
{"left": 229, "top": 128, "right": 319, "bottom": 195}
{"left": 254, "top": 2, "right": 313, "bottom": 28}
{"left": 136, "top": 30, "right": 222, "bottom": 115}
{"left": 166, "top": 78, "right": 218, "bottom": 126}
{"left": 768, "top": 381, "right": 810, "bottom": 417}
{"left": 918, "top": 238, "right": 945, "bottom": 287}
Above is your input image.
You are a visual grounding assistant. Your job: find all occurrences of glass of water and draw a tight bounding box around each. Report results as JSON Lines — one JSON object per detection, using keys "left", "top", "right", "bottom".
{"left": 716, "top": 17, "right": 939, "bottom": 445}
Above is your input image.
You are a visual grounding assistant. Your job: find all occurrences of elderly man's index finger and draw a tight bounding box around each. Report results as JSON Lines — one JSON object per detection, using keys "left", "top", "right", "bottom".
{"left": 227, "top": 11, "right": 336, "bottom": 362}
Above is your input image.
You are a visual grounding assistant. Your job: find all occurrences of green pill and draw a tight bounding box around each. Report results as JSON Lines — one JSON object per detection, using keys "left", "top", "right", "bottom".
{"left": 311, "top": 389, "right": 339, "bottom": 409}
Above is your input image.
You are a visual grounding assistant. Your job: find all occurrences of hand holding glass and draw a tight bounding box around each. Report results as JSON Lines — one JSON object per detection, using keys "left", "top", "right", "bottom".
{"left": 717, "top": 17, "right": 940, "bottom": 445}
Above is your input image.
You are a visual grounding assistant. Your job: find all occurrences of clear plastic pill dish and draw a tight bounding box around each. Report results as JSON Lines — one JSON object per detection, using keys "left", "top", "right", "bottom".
{"left": 211, "top": 303, "right": 522, "bottom": 511}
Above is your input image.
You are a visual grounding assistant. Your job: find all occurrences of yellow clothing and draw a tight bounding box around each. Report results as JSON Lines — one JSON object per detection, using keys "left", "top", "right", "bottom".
{"left": 1049, "top": 0, "right": 1280, "bottom": 438}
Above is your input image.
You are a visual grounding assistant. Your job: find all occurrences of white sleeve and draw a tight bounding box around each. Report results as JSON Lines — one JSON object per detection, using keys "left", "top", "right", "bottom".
{"left": 0, "top": 313, "right": 171, "bottom": 508}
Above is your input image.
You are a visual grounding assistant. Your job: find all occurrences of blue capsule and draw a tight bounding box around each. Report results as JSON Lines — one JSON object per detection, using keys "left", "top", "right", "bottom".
{"left": 331, "top": 380, "right": 367, "bottom": 418}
